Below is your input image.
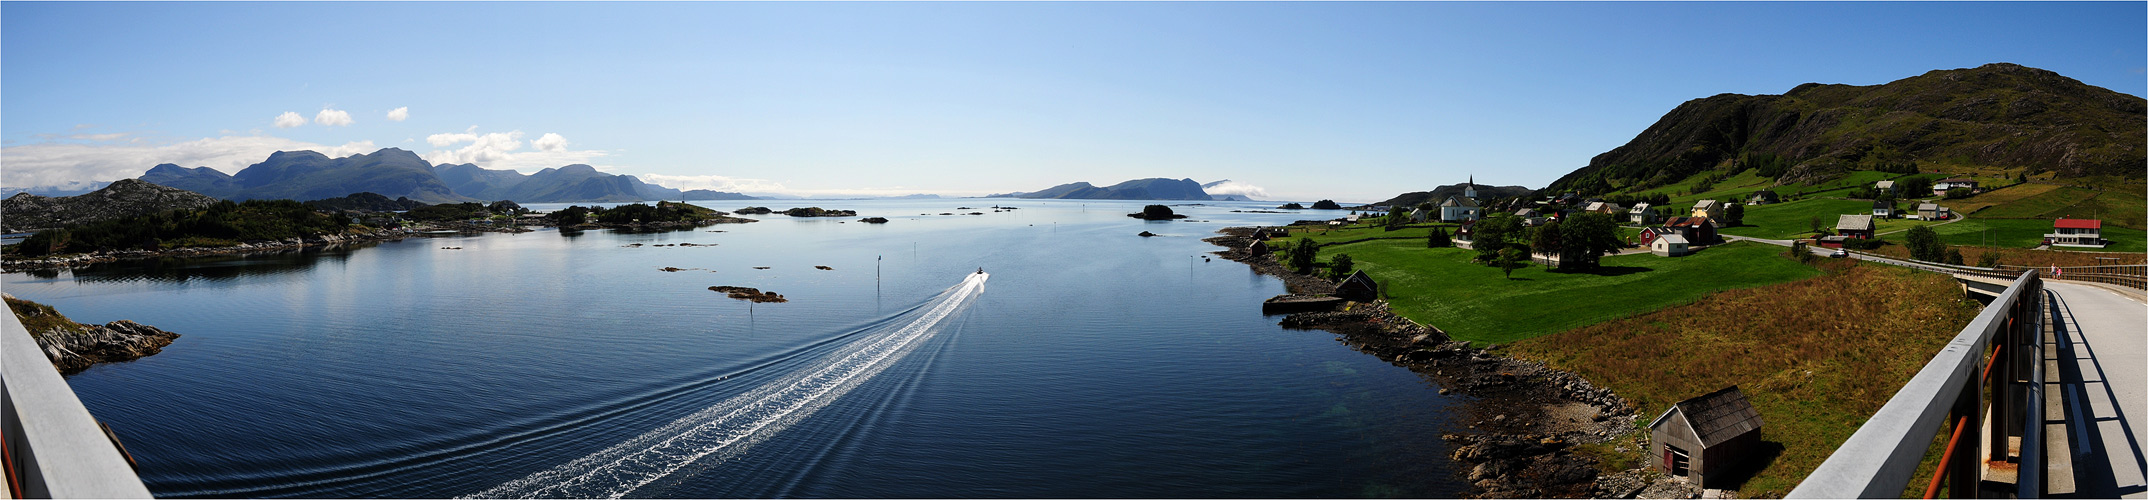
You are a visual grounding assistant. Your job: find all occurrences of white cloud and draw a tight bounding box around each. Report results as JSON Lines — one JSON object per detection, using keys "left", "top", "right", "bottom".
{"left": 274, "top": 111, "right": 306, "bottom": 129}
{"left": 533, "top": 133, "right": 568, "bottom": 152}
{"left": 1203, "top": 180, "right": 1270, "bottom": 198}
{"left": 315, "top": 108, "right": 353, "bottom": 126}
{"left": 1, "top": 133, "right": 379, "bottom": 190}
{"left": 386, "top": 107, "right": 409, "bottom": 122}
{"left": 422, "top": 127, "right": 609, "bottom": 171}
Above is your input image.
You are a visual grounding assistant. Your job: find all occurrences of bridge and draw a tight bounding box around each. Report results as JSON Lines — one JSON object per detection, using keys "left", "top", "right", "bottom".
{"left": 1718, "top": 236, "right": 2145, "bottom": 498}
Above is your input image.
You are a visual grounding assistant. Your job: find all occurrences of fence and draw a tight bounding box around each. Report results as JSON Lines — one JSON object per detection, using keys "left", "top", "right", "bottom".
{"left": 1788, "top": 270, "right": 2046, "bottom": 498}
{"left": 2, "top": 312, "right": 152, "bottom": 498}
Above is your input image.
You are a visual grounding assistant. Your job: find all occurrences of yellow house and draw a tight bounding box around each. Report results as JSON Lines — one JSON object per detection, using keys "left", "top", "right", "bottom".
{"left": 1691, "top": 200, "right": 1723, "bottom": 219}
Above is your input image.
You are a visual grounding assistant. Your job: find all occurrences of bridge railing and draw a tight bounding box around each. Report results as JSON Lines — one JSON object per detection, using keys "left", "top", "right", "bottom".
{"left": 2, "top": 311, "right": 152, "bottom": 498}
{"left": 1998, "top": 264, "right": 2145, "bottom": 291}
{"left": 1789, "top": 269, "right": 2045, "bottom": 498}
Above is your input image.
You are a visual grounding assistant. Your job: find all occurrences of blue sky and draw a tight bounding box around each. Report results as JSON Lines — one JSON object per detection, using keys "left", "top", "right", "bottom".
{"left": 4, "top": 2, "right": 2142, "bottom": 201}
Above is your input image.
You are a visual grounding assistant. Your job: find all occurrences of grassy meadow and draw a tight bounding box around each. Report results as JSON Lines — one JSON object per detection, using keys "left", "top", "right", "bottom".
{"left": 1503, "top": 261, "right": 1983, "bottom": 497}
{"left": 1289, "top": 239, "right": 1824, "bottom": 344}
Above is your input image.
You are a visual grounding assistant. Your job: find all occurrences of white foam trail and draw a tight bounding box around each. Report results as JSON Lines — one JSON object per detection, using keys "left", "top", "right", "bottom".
{"left": 467, "top": 272, "right": 988, "bottom": 499}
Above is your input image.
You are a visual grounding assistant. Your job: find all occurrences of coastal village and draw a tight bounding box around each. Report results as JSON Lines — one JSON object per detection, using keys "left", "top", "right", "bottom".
{"left": 3, "top": 59, "right": 2143, "bottom": 499}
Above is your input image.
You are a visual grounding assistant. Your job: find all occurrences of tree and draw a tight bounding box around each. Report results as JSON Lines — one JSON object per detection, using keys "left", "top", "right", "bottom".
{"left": 1384, "top": 208, "right": 1410, "bottom": 231}
{"left": 1495, "top": 247, "right": 1528, "bottom": 279}
{"left": 552, "top": 206, "right": 590, "bottom": 226}
{"left": 1532, "top": 220, "right": 1563, "bottom": 255}
{"left": 1905, "top": 225, "right": 1946, "bottom": 262}
{"left": 1472, "top": 216, "right": 1522, "bottom": 264}
{"left": 1287, "top": 238, "right": 1319, "bottom": 274}
{"left": 1790, "top": 240, "right": 1815, "bottom": 263}
{"left": 1722, "top": 203, "right": 1745, "bottom": 227}
{"left": 1809, "top": 216, "right": 1826, "bottom": 234}
{"left": 1945, "top": 248, "right": 1965, "bottom": 266}
{"left": 1556, "top": 212, "right": 1623, "bottom": 272}
{"left": 1328, "top": 253, "right": 1354, "bottom": 280}
{"left": 1977, "top": 251, "right": 2001, "bottom": 268}
{"left": 1427, "top": 227, "right": 1452, "bottom": 248}
{"left": 1897, "top": 177, "right": 1933, "bottom": 199}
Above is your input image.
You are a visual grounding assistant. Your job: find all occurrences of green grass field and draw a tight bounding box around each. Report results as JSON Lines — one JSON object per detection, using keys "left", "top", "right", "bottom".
{"left": 1310, "top": 240, "right": 1824, "bottom": 344}
{"left": 1931, "top": 218, "right": 2148, "bottom": 253}
{"left": 1782, "top": 170, "right": 1904, "bottom": 199}
{"left": 1265, "top": 223, "right": 1450, "bottom": 247}
{"left": 1718, "top": 198, "right": 1874, "bottom": 239}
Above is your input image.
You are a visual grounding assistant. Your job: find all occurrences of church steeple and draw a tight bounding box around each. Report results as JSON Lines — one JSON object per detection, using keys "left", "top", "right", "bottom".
{"left": 1465, "top": 175, "right": 1477, "bottom": 199}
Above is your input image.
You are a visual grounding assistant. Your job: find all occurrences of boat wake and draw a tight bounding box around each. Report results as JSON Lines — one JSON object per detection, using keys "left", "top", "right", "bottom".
{"left": 466, "top": 272, "right": 989, "bottom": 499}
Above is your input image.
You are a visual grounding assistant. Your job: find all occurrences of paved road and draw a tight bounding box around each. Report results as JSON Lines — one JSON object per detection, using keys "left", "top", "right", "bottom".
{"left": 2049, "top": 281, "right": 2148, "bottom": 498}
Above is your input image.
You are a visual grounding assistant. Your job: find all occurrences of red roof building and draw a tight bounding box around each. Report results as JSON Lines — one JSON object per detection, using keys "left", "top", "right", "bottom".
{"left": 2047, "top": 218, "right": 2105, "bottom": 248}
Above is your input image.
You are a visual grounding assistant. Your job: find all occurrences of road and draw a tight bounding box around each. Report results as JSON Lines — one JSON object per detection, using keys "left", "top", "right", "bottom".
{"left": 2049, "top": 281, "right": 2148, "bottom": 498}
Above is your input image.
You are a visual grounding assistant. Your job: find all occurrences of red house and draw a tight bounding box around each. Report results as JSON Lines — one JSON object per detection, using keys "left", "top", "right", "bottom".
{"left": 2047, "top": 218, "right": 2106, "bottom": 248}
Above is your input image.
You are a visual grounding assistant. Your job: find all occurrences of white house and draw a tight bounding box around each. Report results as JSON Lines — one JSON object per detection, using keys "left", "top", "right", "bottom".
{"left": 1629, "top": 203, "right": 1657, "bottom": 225}
{"left": 1871, "top": 200, "right": 1894, "bottom": 219}
{"left": 1651, "top": 233, "right": 1692, "bottom": 257}
{"left": 2047, "top": 218, "right": 2106, "bottom": 248}
{"left": 1692, "top": 200, "right": 1723, "bottom": 219}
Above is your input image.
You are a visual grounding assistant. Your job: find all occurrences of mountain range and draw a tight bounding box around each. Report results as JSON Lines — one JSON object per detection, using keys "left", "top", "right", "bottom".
{"left": 1547, "top": 63, "right": 2145, "bottom": 194}
{"left": 990, "top": 178, "right": 1220, "bottom": 200}
{"left": 137, "top": 148, "right": 757, "bottom": 204}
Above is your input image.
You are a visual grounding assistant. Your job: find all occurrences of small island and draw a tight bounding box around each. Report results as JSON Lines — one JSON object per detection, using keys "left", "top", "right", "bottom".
{"left": 1127, "top": 204, "right": 1188, "bottom": 220}
{"left": 709, "top": 286, "right": 788, "bottom": 303}
{"left": 782, "top": 207, "right": 858, "bottom": 217}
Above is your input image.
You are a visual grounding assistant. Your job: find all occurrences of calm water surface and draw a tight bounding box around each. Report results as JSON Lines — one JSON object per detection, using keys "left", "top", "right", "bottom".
{"left": 3, "top": 199, "right": 1468, "bottom": 498}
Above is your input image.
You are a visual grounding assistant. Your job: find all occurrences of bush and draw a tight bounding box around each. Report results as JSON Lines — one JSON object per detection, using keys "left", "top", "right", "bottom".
{"left": 1427, "top": 228, "right": 1453, "bottom": 248}
{"left": 1328, "top": 253, "right": 1355, "bottom": 280}
{"left": 1842, "top": 237, "right": 1886, "bottom": 251}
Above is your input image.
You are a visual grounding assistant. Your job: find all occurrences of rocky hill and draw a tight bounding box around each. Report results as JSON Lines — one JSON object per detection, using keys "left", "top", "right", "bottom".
{"left": 1548, "top": 63, "right": 2146, "bottom": 194}
{"left": 991, "top": 178, "right": 1213, "bottom": 200}
{"left": 301, "top": 192, "right": 430, "bottom": 212}
{"left": 1376, "top": 183, "right": 1537, "bottom": 209}
{"left": 2, "top": 179, "right": 221, "bottom": 232}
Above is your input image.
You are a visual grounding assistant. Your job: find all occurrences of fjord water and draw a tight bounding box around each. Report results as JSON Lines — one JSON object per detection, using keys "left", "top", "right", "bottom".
{"left": 3, "top": 200, "right": 1465, "bottom": 498}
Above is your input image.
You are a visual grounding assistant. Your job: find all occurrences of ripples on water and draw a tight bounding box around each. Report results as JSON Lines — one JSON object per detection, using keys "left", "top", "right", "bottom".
{"left": 8, "top": 200, "right": 1467, "bottom": 498}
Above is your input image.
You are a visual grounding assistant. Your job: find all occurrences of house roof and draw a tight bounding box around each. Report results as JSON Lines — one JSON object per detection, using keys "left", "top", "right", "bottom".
{"left": 1938, "top": 177, "right": 1975, "bottom": 184}
{"left": 1630, "top": 203, "right": 1651, "bottom": 212}
{"left": 1664, "top": 216, "right": 1715, "bottom": 228}
{"left": 1661, "top": 386, "right": 1764, "bottom": 448}
{"left": 1872, "top": 200, "right": 1892, "bottom": 209}
{"left": 1875, "top": 180, "right": 1895, "bottom": 189}
{"left": 2055, "top": 218, "right": 2103, "bottom": 229}
{"left": 1918, "top": 203, "right": 1940, "bottom": 211}
{"left": 1837, "top": 214, "right": 1874, "bottom": 232}
{"left": 1693, "top": 200, "right": 1720, "bottom": 209}
{"left": 1442, "top": 196, "right": 1479, "bottom": 208}
{"left": 1656, "top": 234, "right": 1689, "bottom": 245}
{"left": 1516, "top": 208, "right": 1537, "bottom": 217}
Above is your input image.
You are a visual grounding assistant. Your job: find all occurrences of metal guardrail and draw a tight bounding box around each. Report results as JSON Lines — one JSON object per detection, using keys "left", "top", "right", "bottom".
{"left": 1, "top": 311, "right": 151, "bottom": 498}
{"left": 1999, "top": 264, "right": 2146, "bottom": 291}
{"left": 1789, "top": 270, "right": 2045, "bottom": 498}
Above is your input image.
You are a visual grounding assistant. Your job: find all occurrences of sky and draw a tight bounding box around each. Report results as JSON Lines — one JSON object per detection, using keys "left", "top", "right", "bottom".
{"left": 4, "top": 2, "right": 2143, "bottom": 202}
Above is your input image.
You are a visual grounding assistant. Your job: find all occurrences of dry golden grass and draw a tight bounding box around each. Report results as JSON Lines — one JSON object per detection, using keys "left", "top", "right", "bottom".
{"left": 1504, "top": 260, "right": 1982, "bottom": 496}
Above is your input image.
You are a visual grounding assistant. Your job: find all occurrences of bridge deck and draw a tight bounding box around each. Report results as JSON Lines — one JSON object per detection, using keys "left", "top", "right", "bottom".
{"left": 2048, "top": 281, "right": 2147, "bottom": 498}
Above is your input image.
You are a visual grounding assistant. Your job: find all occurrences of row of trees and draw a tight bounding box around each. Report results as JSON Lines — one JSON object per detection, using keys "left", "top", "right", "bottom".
{"left": 546, "top": 202, "right": 715, "bottom": 226}
{"left": 1464, "top": 213, "right": 1625, "bottom": 275}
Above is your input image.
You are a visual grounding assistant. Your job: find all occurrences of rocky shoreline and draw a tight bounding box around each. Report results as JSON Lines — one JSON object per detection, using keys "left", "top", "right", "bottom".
{"left": 1207, "top": 227, "right": 1665, "bottom": 498}
{"left": 5, "top": 293, "right": 182, "bottom": 375}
